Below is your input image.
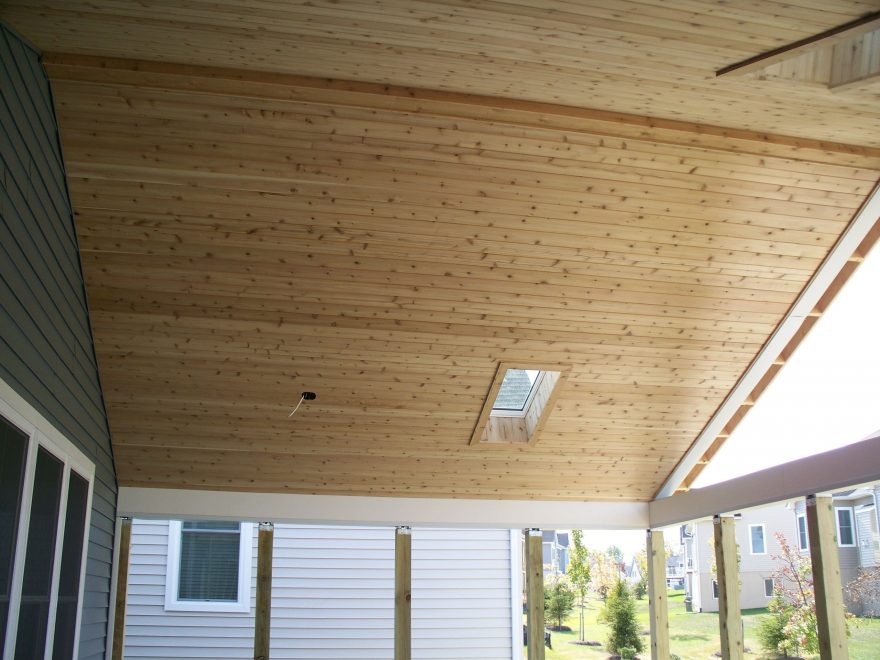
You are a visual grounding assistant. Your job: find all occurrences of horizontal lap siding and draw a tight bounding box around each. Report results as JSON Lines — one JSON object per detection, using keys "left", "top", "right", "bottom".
{"left": 123, "top": 519, "right": 257, "bottom": 659}
{"left": 125, "top": 524, "right": 514, "bottom": 659}
{"left": 0, "top": 22, "right": 116, "bottom": 660}
{"left": 269, "top": 525, "right": 395, "bottom": 659}
{"left": 412, "top": 529, "right": 513, "bottom": 660}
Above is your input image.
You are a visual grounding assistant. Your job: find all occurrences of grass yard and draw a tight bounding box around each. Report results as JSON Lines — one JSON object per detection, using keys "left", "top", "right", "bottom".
{"left": 526, "top": 590, "right": 880, "bottom": 659}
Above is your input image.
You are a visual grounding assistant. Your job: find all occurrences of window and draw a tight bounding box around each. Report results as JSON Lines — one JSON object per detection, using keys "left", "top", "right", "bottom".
{"left": 165, "top": 520, "right": 253, "bottom": 612}
{"left": 1, "top": 393, "right": 94, "bottom": 660}
{"left": 492, "top": 369, "right": 542, "bottom": 412}
{"left": 749, "top": 524, "right": 766, "bottom": 555}
{"left": 712, "top": 580, "right": 718, "bottom": 599}
{"left": 470, "top": 363, "right": 569, "bottom": 446}
{"left": 836, "top": 508, "right": 856, "bottom": 547}
{"left": 764, "top": 578, "right": 774, "bottom": 598}
{"left": 797, "top": 514, "right": 809, "bottom": 552}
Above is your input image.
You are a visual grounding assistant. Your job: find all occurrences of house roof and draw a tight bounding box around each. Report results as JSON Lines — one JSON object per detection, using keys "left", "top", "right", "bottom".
{"left": 3, "top": 1, "right": 879, "bottom": 502}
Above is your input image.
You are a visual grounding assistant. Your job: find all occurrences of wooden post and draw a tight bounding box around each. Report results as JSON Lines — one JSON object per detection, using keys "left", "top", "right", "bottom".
{"left": 111, "top": 517, "right": 132, "bottom": 660}
{"left": 806, "top": 495, "right": 849, "bottom": 660}
{"left": 254, "top": 522, "right": 274, "bottom": 660}
{"left": 647, "top": 530, "right": 670, "bottom": 660}
{"left": 525, "top": 528, "right": 545, "bottom": 660}
{"left": 713, "top": 515, "right": 743, "bottom": 660}
{"left": 395, "top": 526, "right": 412, "bottom": 660}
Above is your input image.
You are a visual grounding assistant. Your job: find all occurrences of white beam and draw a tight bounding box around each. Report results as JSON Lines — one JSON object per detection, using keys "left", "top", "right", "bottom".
{"left": 657, "top": 183, "right": 880, "bottom": 499}
{"left": 118, "top": 487, "right": 648, "bottom": 529}
{"left": 650, "top": 433, "right": 880, "bottom": 527}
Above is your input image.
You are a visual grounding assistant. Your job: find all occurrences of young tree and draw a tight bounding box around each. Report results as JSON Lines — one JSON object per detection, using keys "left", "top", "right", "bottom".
{"left": 544, "top": 576, "right": 576, "bottom": 629}
{"left": 568, "top": 530, "right": 592, "bottom": 641}
{"left": 590, "top": 549, "right": 617, "bottom": 601}
{"left": 758, "top": 532, "right": 818, "bottom": 657}
{"left": 634, "top": 548, "right": 648, "bottom": 599}
{"left": 601, "top": 579, "right": 644, "bottom": 655}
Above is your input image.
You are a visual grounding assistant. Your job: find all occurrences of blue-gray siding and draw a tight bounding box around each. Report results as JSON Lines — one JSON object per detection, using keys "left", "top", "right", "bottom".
{"left": 0, "top": 21, "right": 117, "bottom": 660}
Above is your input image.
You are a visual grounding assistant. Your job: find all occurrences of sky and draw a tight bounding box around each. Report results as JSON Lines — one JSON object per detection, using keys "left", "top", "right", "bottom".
{"left": 578, "top": 229, "right": 880, "bottom": 561}
{"left": 693, "top": 237, "right": 880, "bottom": 487}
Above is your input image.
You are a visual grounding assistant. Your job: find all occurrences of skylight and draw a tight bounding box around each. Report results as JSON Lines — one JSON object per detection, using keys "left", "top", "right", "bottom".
{"left": 470, "top": 364, "right": 569, "bottom": 446}
{"left": 492, "top": 369, "right": 541, "bottom": 412}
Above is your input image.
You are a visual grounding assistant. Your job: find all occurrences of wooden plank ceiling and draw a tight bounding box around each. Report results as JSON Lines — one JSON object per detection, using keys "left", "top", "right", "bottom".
{"left": 4, "top": 1, "right": 880, "bottom": 500}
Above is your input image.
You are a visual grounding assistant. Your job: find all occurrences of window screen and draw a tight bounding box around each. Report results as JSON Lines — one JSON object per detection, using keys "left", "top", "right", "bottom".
{"left": 15, "top": 447, "right": 63, "bottom": 660}
{"left": 0, "top": 417, "right": 28, "bottom": 651}
{"left": 52, "top": 471, "right": 90, "bottom": 660}
{"left": 764, "top": 578, "right": 774, "bottom": 598}
{"left": 178, "top": 522, "right": 242, "bottom": 601}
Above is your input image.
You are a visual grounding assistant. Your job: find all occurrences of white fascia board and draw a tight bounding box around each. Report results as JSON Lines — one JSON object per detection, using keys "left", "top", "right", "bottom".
{"left": 650, "top": 433, "right": 880, "bottom": 528}
{"left": 657, "top": 182, "right": 880, "bottom": 499}
{"left": 118, "top": 487, "right": 648, "bottom": 530}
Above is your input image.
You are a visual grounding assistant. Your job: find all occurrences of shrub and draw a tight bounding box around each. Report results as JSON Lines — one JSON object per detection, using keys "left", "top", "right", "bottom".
{"left": 544, "top": 576, "right": 576, "bottom": 629}
{"left": 619, "top": 646, "right": 637, "bottom": 659}
{"left": 602, "top": 580, "right": 644, "bottom": 655}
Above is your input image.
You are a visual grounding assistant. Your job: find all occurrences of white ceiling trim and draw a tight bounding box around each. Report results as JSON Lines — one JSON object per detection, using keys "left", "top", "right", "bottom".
{"left": 118, "top": 487, "right": 648, "bottom": 529}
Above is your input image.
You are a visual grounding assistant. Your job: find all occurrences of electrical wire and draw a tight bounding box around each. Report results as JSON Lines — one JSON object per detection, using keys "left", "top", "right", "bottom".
{"left": 288, "top": 395, "right": 305, "bottom": 418}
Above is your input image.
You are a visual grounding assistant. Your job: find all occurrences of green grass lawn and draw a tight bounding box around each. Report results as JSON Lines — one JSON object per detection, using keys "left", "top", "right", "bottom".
{"left": 526, "top": 590, "right": 880, "bottom": 659}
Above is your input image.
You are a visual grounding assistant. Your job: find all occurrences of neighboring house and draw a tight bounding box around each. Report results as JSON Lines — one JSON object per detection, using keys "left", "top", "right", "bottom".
{"left": 542, "top": 530, "right": 570, "bottom": 576}
{"left": 665, "top": 546, "right": 686, "bottom": 589}
{"left": 123, "top": 521, "right": 521, "bottom": 660}
{"left": 683, "top": 483, "right": 880, "bottom": 613}
{"left": 624, "top": 560, "right": 641, "bottom": 587}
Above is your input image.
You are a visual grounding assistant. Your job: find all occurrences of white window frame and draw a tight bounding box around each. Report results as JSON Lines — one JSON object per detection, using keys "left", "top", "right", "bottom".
{"left": 764, "top": 577, "right": 774, "bottom": 598}
{"left": 796, "top": 514, "right": 809, "bottom": 552}
{"left": 749, "top": 523, "right": 767, "bottom": 555}
{"left": 1, "top": 380, "right": 96, "bottom": 660}
{"left": 165, "top": 520, "right": 253, "bottom": 612}
{"left": 835, "top": 507, "right": 856, "bottom": 547}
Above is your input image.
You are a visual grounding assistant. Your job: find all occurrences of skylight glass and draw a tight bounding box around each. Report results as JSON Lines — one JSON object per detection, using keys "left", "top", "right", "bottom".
{"left": 492, "top": 369, "right": 541, "bottom": 412}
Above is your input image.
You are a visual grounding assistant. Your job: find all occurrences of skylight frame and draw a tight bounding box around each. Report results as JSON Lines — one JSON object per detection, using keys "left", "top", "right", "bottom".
{"left": 469, "top": 362, "right": 570, "bottom": 447}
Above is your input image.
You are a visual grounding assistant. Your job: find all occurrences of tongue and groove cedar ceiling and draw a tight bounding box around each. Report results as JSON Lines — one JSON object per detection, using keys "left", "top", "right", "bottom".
{"left": 4, "top": 0, "right": 880, "bottom": 500}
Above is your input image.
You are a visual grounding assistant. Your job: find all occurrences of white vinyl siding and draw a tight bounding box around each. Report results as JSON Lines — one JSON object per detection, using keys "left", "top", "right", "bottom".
{"left": 123, "top": 520, "right": 256, "bottom": 659}
{"left": 123, "top": 523, "right": 513, "bottom": 660}
{"left": 412, "top": 529, "right": 512, "bottom": 660}
{"left": 856, "top": 507, "right": 879, "bottom": 567}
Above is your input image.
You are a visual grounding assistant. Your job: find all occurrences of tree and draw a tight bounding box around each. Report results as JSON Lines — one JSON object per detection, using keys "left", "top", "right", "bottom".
{"left": 758, "top": 532, "right": 818, "bottom": 657}
{"left": 601, "top": 579, "right": 643, "bottom": 655}
{"left": 847, "top": 566, "right": 880, "bottom": 616}
{"left": 568, "top": 530, "right": 592, "bottom": 641}
{"left": 634, "top": 548, "right": 648, "bottom": 599}
{"left": 606, "top": 544, "right": 624, "bottom": 565}
{"left": 544, "top": 576, "right": 576, "bottom": 629}
{"left": 590, "top": 549, "right": 617, "bottom": 601}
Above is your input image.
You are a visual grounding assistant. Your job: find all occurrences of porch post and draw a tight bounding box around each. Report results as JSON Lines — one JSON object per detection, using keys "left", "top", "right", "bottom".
{"left": 806, "top": 494, "right": 849, "bottom": 660}
{"left": 525, "top": 528, "right": 545, "bottom": 660}
{"left": 254, "top": 522, "right": 274, "bottom": 660}
{"left": 110, "top": 517, "right": 132, "bottom": 660}
{"left": 647, "top": 530, "right": 670, "bottom": 660}
{"left": 395, "top": 526, "right": 412, "bottom": 660}
{"left": 713, "top": 515, "right": 743, "bottom": 660}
